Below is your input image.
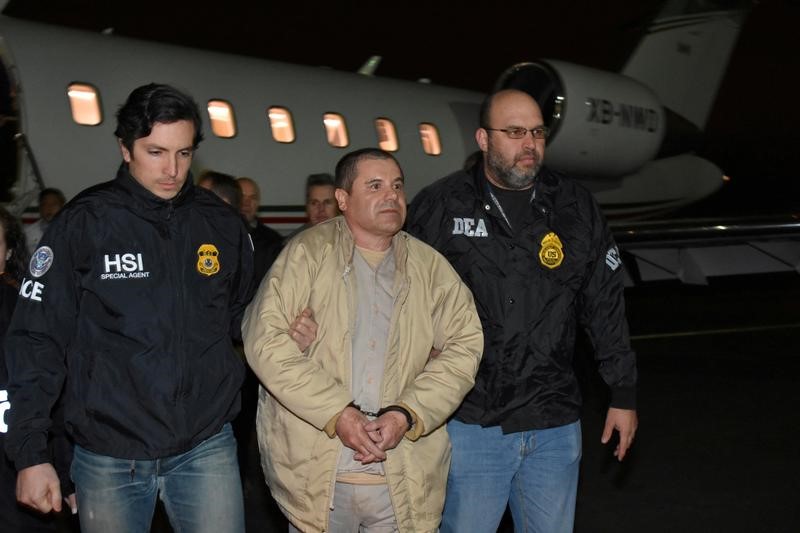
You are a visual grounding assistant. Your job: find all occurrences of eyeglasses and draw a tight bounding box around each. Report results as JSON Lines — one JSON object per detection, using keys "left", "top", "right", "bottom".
{"left": 483, "top": 126, "right": 550, "bottom": 140}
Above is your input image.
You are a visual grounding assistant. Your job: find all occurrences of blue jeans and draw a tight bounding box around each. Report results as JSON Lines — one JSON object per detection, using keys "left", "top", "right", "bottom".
{"left": 71, "top": 423, "right": 244, "bottom": 533}
{"left": 440, "top": 419, "right": 581, "bottom": 533}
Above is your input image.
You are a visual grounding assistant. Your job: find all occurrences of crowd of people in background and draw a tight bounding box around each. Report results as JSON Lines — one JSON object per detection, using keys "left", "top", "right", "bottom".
{"left": 1, "top": 83, "right": 636, "bottom": 533}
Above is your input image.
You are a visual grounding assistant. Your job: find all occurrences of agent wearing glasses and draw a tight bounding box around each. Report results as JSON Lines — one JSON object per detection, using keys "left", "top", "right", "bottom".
{"left": 406, "top": 89, "right": 638, "bottom": 533}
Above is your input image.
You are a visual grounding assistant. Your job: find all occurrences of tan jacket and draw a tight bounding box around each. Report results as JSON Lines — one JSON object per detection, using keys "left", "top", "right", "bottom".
{"left": 242, "top": 217, "right": 483, "bottom": 533}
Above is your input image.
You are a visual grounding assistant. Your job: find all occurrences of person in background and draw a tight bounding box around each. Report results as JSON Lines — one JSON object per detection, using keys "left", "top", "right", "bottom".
{"left": 406, "top": 89, "right": 638, "bottom": 533}
{"left": 230, "top": 176, "right": 286, "bottom": 531}
{"left": 305, "top": 173, "right": 339, "bottom": 227}
{"left": 285, "top": 173, "right": 340, "bottom": 240}
{"left": 4, "top": 83, "right": 254, "bottom": 533}
{"left": 198, "top": 170, "right": 242, "bottom": 210}
{"left": 24, "top": 188, "right": 65, "bottom": 256}
{"left": 237, "top": 177, "right": 283, "bottom": 284}
{"left": 242, "top": 148, "right": 483, "bottom": 533}
{"left": 0, "top": 206, "right": 76, "bottom": 532}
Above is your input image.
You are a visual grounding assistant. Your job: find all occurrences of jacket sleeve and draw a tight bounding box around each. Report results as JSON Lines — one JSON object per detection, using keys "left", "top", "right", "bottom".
{"left": 395, "top": 254, "right": 483, "bottom": 439}
{"left": 229, "top": 221, "right": 255, "bottom": 343}
{"left": 241, "top": 237, "right": 352, "bottom": 430}
{"left": 577, "top": 196, "right": 638, "bottom": 409}
{"left": 51, "top": 390, "right": 75, "bottom": 497}
{"left": 4, "top": 209, "right": 81, "bottom": 470}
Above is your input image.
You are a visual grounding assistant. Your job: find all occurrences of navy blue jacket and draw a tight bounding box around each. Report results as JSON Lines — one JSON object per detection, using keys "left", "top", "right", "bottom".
{"left": 406, "top": 165, "right": 636, "bottom": 431}
{"left": 5, "top": 165, "right": 254, "bottom": 469}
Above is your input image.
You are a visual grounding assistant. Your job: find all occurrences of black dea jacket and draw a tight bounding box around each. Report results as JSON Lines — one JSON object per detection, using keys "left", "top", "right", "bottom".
{"left": 5, "top": 165, "right": 254, "bottom": 469}
{"left": 406, "top": 165, "right": 636, "bottom": 432}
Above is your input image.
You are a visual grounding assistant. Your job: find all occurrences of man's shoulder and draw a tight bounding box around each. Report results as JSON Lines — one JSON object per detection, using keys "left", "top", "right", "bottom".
{"left": 292, "top": 217, "right": 340, "bottom": 245}
{"left": 51, "top": 179, "right": 119, "bottom": 221}
{"left": 288, "top": 217, "right": 349, "bottom": 254}
{"left": 402, "top": 232, "right": 458, "bottom": 275}
{"left": 262, "top": 224, "right": 282, "bottom": 241}
{"left": 189, "top": 189, "right": 250, "bottom": 232}
{"left": 539, "top": 168, "right": 603, "bottom": 215}
{"left": 412, "top": 169, "right": 474, "bottom": 204}
{"left": 252, "top": 221, "right": 283, "bottom": 244}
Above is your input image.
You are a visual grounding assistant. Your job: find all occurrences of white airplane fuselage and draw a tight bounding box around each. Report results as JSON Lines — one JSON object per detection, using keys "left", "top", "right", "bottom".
{"left": 0, "top": 5, "right": 744, "bottom": 225}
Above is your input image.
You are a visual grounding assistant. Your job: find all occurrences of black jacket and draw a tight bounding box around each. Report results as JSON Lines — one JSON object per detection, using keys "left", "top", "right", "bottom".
{"left": 248, "top": 220, "right": 283, "bottom": 286}
{"left": 4, "top": 165, "right": 254, "bottom": 469}
{"left": 406, "top": 166, "right": 636, "bottom": 431}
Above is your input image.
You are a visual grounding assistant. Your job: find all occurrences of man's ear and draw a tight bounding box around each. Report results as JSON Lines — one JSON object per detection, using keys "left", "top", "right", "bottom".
{"left": 475, "top": 128, "right": 488, "bottom": 152}
{"left": 334, "top": 188, "right": 348, "bottom": 212}
{"left": 118, "top": 139, "right": 131, "bottom": 163}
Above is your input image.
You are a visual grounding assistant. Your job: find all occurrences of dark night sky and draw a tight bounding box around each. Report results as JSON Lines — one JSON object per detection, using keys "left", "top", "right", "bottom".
{"left": 4, "top": 0, "right": 799, "bottom": 216}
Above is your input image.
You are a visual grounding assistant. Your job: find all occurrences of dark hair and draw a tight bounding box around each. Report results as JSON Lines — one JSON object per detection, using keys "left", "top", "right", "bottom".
{"left": 305, "top": 173, "right": 335, "bottom": 199}
{"left": 0, "top": 206, "right": 27, "bottom": 283}
{"left": 114, "top": 83, "right": 203, "bottom": 152}
{"left": 39, "top": 187, "right": 66, "bottom": 205}
{"left": 334, "top": 148, "right": 400, "bottom": 192}
{"left": 198, "top": 171, "right": 242, "bottom": 209}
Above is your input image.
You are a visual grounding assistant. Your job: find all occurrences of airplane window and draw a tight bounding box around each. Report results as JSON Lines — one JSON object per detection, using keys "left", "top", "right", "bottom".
{"left": 419, "top": 123, "right": 442, "bottom": 155}
{"left": 267, "top": 107, "right": 295, "bottom": 143}
{"left": 67, "top": 83, "right": 102, "bottom": 126}
{"left": 374, "top": 118, "right": 398, "bottom": 152}
{"left": 207, "top": 100, "right": 236, "bottom": 138}
{"left": 323, "top": 113, "right": 349, "bottom": 148}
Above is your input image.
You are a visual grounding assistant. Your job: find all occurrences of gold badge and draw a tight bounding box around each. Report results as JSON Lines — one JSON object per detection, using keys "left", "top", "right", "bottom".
{"left": 538, "top": 232, "right": 564, "bottom": 269}
{"left": 197, "top": 244, "right": 220, "bottom": 276}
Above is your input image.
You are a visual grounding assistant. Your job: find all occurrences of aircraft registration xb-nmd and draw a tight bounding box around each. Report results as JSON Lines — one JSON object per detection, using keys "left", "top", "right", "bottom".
{"left": 1, "top": 0, "right": 797, "bottom": 283}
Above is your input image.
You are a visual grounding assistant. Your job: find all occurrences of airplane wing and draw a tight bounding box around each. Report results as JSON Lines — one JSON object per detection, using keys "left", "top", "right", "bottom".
{"left": 613, "top": 214, "right": 800, "bottom": 285}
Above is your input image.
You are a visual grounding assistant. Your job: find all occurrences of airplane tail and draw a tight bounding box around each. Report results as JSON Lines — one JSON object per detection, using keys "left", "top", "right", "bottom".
{"left": 622, "top": 0, "right": 752, "bottom": 129}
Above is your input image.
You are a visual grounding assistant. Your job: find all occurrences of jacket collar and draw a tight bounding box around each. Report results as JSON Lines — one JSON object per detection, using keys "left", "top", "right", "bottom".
{"left": 114, "top": 163, "right": 196, "bottom": 217}
{"left": 332, "top": 216, "right": 409, "bottom": 276}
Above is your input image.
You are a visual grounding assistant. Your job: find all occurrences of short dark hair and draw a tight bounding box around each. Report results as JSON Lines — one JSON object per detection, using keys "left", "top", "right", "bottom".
{"left": 334, "top": 148, "right": 400, "bottom": 193}
{"left": 39, "top": 187, "right": 66, "bottom": 205}
{"left": 305, "top": 173, "right": 335, "bottom": 199}
{"left": 114, "top": 83, "right": 203, "bottom": 152}
{"left": 0, "top": 206, "right": 27, "bottom": 283}
{"left": 198, "top": 171, "right": 242, "bottom": 209}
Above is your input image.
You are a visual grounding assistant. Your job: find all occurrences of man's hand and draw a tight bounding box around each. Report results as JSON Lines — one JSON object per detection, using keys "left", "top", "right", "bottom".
{"left": 361, "top": 411, "right": 408, "bottom": 456}
{"left": 65, "top": 493, "right": 78, "bottom": 514}
{"left": 601, "top": 407, "right": 638, "bottom": 461}
{"left": 335, "top": 406, "right": 387, "bottom": 464}
{"left": 289, "top": 307, "right": 317, "bottom": 352}
{"left": 17, "top": 463, "right": 62, "bottom": 513}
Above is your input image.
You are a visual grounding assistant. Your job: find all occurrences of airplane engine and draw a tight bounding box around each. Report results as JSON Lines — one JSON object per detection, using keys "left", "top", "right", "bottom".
{"left": 495, "top": 60, "right": 666, "bottom": 178}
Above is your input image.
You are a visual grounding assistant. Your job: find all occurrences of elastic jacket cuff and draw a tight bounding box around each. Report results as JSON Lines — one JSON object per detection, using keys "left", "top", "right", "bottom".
{"left": 13, "top": 436, "right": 51, "bottom": 472}
{"left": 610, "top": 386, "right": 637, "bottom": 410}
{"left": 395, "top": 402, "right": 424, "bottom": 441}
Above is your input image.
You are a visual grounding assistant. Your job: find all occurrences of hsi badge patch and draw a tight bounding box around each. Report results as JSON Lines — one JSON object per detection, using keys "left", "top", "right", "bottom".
{"left": 538, "top": 232, "right": 564, "bottom": 269}
{"left": 197, "top": 244, "right": 220, "bottom": 276}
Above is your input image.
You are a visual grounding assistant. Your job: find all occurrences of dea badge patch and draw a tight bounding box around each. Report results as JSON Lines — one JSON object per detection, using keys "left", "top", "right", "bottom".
{"left": 30, "top": 246, "right": 54, "bottom": 278}
{"left": 538, "top": 232, "right": 564, "bottom": 269}
{"left": 196, "top": 244, "right": 220, "bottom": 276}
